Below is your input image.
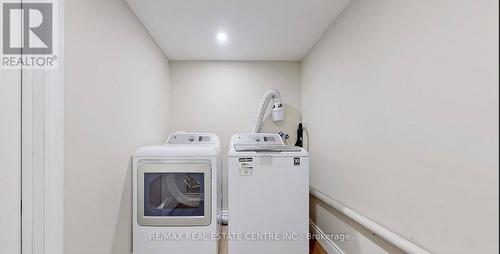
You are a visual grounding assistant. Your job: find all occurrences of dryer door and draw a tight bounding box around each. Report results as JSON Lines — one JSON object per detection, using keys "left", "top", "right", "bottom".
{"left": 137, "top": 160, "right": 211, "bottom": 226}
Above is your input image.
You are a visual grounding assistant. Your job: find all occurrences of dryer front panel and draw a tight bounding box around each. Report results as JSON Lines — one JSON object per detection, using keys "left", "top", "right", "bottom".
{"left": 137, "top": 160, "right": 212, "bottom": 227}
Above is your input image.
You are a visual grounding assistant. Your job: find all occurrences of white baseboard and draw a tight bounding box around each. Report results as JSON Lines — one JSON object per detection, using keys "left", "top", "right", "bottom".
{"left": 309, "top": 220, "right": 345, "bottom": 254}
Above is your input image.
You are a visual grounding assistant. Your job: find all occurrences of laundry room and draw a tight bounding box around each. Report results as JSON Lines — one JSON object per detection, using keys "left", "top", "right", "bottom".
{"left": 0, "top": 1, "right": 498, "bottom": 254}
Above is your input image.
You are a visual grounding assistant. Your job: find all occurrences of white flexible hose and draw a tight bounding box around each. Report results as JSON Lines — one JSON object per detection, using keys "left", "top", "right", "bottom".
{"left": 251, "top": 89, "right": 283, "bottom": 133}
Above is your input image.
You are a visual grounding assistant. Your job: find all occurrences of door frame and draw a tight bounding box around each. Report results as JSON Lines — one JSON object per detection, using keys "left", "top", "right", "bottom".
{"left": 20, "top": 0, "right": 64, "bottom": 253}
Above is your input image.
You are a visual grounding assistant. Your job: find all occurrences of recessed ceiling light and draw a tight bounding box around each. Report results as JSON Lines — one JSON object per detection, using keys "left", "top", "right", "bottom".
{"left": 216, "top": 32, "right": 228, "bottom": 44}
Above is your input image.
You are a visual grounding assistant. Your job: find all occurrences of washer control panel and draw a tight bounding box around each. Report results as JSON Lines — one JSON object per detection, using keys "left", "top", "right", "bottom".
{"left": 233, "top": 133, "right": 284, "bottom": 145}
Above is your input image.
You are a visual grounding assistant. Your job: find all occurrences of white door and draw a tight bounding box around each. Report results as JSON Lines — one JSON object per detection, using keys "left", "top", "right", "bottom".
{"left": 1, "top": 2, "right": 63, "bottom": 253}
{"left": 0, "top": 68, "right": 22, "bottom": 254}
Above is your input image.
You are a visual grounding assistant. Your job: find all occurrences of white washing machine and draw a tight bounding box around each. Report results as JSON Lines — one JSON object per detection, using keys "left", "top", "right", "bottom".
{"left": 227, "top": 133, "right": 309, "bottom": 254}
{"left": 132, "top": 132, "right": 222, "bottom": 254}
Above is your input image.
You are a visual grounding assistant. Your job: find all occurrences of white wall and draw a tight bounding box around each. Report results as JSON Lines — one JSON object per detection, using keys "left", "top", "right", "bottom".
{"left": 0, "top": 70, "right": 21, "bottom": 254}
{"left": 302, "top": 0, "right": 499, "bottom": 253}
{"left": 64, "top": 0, "right": 171, "bottom": 254}
{"left": 170, "top": 61, "right": 302, "bottom": 209}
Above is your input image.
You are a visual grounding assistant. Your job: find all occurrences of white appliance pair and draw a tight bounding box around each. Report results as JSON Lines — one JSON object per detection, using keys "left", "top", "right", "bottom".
{"left": 132, "top": 132, "right": 309, "bottom": 254}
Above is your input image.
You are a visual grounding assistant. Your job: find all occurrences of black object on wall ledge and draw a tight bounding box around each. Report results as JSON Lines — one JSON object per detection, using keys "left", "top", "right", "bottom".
{"left": 295, "top": 123, "right": 303, "bottom": 147}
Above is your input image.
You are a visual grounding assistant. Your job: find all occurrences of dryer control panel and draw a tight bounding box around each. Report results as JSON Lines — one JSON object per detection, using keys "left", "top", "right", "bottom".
{"left": 166, "top": 133, "right": 214, "bottom": 145}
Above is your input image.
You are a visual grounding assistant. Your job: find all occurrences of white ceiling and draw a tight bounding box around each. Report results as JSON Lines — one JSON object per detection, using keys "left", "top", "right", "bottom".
{"left": 126, "top": 0, "right": 351, "bottom": 61}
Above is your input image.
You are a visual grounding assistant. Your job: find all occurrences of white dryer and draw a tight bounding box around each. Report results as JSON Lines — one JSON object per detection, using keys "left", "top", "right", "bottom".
{"left": 227, "top": 133, "right": 309, "bottom": 254}
{"left": 133, "top": 133, "right": 222, "bottom": 254}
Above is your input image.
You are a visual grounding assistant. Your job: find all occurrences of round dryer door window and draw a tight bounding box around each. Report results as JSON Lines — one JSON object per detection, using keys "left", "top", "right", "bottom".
{"left": 144, "top": 172, "right": 205, "bottom": 217}
{"left": 137, "top": 160, "right": 212, "bottom": 226}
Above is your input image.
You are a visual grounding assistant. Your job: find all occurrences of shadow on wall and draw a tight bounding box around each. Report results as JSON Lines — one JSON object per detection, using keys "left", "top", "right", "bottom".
{"left": 111, "top": 160, "right": 133, "bottom": 254}
{"left": 310, "top": 196, "right": 405, "bottom": 254}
